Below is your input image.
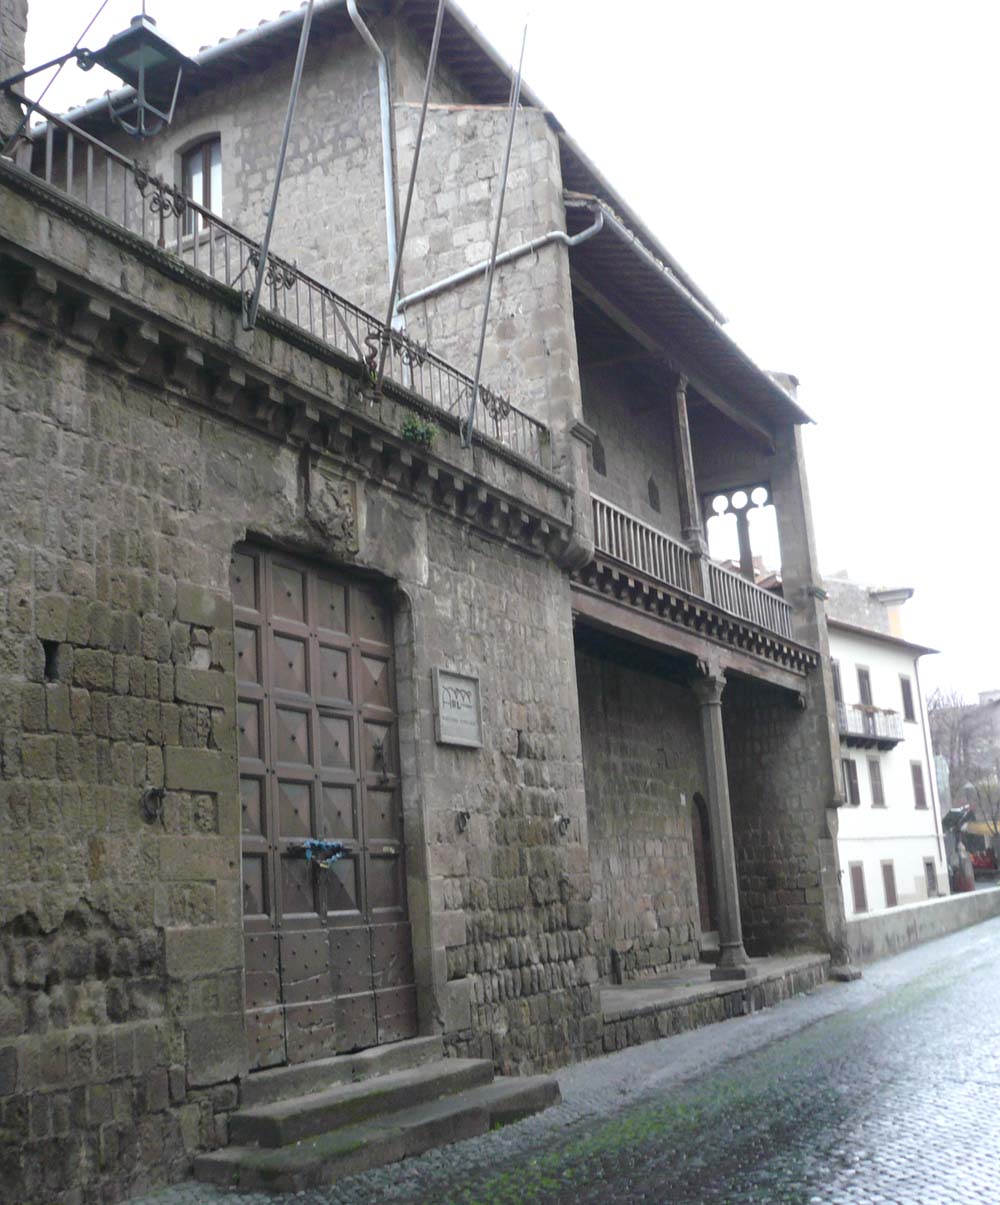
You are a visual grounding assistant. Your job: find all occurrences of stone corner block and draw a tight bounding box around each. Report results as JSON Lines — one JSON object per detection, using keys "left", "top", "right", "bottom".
{"left": 175, "top": 666, "right": 230, "bottom": 708}
{"left": 164, "top": 746, "right": 231, "bottom": 794}
{"left": 184, "top": 1012, "right": 247, "bottom": 1088}
{"left": 443, "top": 976, "right": 472, "bottom": 1034}
{"left": 165, "top": 925, "right": 242, "bottom": 980}
{"left": 176, "top": 582, "right": 232, "bottom": 630}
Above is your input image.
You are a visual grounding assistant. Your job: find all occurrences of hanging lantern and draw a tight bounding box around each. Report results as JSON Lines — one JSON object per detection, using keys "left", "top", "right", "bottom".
{"left": 91, "top": 14, "right": 196, "bottom": 138}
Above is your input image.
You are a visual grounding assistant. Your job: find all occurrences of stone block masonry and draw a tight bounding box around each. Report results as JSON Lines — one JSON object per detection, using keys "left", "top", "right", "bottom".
{"left": 0, "top": 0, "right": 27, "bottom": 138}
{"left": 0, "top": 156, "right": 598, "bottom": 1200}
{"left": 723, "top": 676, "right": 831, "bottom": 954}
{"left": 576, "top": 645, "right": 705, "bottom": 982}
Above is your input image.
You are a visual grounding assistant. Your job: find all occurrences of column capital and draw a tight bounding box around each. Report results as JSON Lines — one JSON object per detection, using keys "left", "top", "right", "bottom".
{"left": 675, "top": 372, "right": 689, "bottom": 400}
{"left": 692, "top": 670, "right": 726, "bottom": 707}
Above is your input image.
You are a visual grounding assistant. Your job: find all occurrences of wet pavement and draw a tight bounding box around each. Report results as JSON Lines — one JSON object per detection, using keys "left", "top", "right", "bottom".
{"left": 139, "top": 913, "right": 1000, "bottom": 1204}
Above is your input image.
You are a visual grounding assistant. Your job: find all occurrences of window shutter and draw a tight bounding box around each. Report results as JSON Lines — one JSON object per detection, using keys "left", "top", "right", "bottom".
{"left": 857, "top": 668, "right": 873, "bottom": 706}
{"left": 843, "top": 758, "right": 860, "bottom": 806}
{"left": 900, "top": 676, "right": 916, "bottom": 722}
{"left": 849, "top": 863, "right": 868, "bottom": 914}
{"left": 831, "top": 660, "right": 842, "bottom": 704}
{"left": 911, "top": 762, "right": 927, "bottom": 809}
{"left": 881, "top": 861, "right": 898, "bottom": 908}
{"left": 868, "top": 758, "right": 884, "bottom": 806}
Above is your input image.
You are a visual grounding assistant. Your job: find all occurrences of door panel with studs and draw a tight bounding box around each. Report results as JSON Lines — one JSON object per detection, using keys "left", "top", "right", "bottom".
{"left": 233, "top": 546, "right": 416, "bottom": 1069}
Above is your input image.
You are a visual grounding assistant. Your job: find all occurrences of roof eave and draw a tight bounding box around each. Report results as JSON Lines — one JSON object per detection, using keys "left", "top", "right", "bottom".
{"left": 827, "top": 618, "right": 938, "bottom": 657}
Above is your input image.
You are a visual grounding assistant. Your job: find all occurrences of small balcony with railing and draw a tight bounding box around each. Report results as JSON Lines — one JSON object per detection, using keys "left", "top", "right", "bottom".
{"left": 577, "top": 493, "right": 816, "bottom": 676}
{"left": 836, "top": 702, "right": 904, "bottom": 750}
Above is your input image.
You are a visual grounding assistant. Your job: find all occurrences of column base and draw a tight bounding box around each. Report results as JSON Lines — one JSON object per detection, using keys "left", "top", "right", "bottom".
{"left": 710, "top": 964, "right": 758, "bottom": 982}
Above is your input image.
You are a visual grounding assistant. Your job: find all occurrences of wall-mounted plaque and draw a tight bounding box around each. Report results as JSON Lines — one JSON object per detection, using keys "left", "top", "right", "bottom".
{"left": 433, "top": 669, "right": 483, "bottom": 748}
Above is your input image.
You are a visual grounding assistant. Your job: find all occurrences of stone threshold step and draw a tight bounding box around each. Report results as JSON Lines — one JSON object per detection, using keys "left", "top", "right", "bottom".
{"left": 241, "top": 1035, "right": 444, "bottom": 1108}
{"left": 229, "top": 1057, "right": 496, "bottom": 1147}
{"left": 196, "top": 1075, "right": 560, "bottom": 1193}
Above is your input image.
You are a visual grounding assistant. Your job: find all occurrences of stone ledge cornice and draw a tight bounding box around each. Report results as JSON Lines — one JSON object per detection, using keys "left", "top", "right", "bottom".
{"left": 573, "top": 556, "right": 820, "bottom": 676}
{"left": 0, "top": 237, "right": 578, "bottom": 566}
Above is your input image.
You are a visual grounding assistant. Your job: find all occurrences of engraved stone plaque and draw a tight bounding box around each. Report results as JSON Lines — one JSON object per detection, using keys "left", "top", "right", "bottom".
{"left": 432, "top": 669, "right": 483, "bottom": 748}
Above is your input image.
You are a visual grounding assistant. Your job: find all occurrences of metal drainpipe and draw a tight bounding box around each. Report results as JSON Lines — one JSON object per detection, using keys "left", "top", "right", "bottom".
{"left": 347, "top": 0, "right": 399, "bottom": 300}
{"left": 914, "top": 656, "right": 947, "bottom": 870}
{"left": 396, "top": 208, "right": 605, "bottom": 313}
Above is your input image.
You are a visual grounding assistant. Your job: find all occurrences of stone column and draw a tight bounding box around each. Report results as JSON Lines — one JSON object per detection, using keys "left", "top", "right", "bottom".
{"left": 671, "top": 374, "right": 708, "bottom": 597}
{"left": 692, "top": 671, "right": 756, "bottom": 981}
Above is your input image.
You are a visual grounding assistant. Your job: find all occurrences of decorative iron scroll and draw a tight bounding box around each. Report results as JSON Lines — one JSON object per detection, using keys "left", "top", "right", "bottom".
{"left": 134, "top": 164, "right": 187, "bottom": 220}
{"left": 479, "top": 383, "right": 511, "bottom": 424}
{"left": 246, "top": 250, "right": 297, "bottom": 292}
{"left": 364, "top": 327, "right": 429, "bottom": 385}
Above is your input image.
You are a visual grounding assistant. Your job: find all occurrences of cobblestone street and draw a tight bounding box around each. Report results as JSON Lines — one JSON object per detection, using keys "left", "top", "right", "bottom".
{"left": 138, "top": 914, "right": 1000, "bottom": 1204}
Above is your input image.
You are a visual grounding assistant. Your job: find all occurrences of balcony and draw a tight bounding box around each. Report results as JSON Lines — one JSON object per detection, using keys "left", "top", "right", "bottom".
{"left": 837, "top": 703, "right": 904, "bottom": 750}
{"left": 11, "top": 104, "right": 549, "bottom": 470}
{"left": 577, "top": 495, "right": 817, "bottom": 677}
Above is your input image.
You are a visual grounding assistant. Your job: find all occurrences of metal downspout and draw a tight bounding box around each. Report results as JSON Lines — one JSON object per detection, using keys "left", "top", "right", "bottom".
{"left": 396, "top": 208, "right": 605, "bottom": 313}
{"left": 914, "top": 656, "right": 947, "bottom": 869}
{"left": 347, "top": 0, "right": 399, "bottom": 299}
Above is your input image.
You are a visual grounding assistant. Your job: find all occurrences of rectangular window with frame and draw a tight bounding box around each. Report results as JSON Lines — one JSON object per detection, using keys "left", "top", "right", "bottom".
{"left": 849, "top": 862, "right": 868, "bottom": 914}
{"left": 831, "top": 659, "right": 842, "bottom": 704}
{"left": 911, "top": 761, "right": 928, "bottom": 809}
{"left": 181, "top": 136, "right": 222, "bottom": 234}
{"left": 881, "top": 860, "right": 898, "bottom": 908}
{"left": 868, "top": 758, "right": 885, "bottom": 806}
{"left": 857, "top": 666, "right": 873, "bottom": 706}
{"left": 843, "top": 758, "right": 860, "bottom": 806}
{"left": 900, "top": 675, "right": 916, "bottom": 722}
{"left": 924, "top": 858, "right": 938, "bottom": 897}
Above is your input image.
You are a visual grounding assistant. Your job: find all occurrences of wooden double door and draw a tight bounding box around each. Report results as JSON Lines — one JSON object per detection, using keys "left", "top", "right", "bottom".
{"left": 232, "top": 545, "right": 417, "bottom": 1069}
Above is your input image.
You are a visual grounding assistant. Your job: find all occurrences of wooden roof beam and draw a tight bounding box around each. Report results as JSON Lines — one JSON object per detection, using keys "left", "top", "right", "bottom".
{"left": 571, "top": 273, "right": 777, "bottom": 453}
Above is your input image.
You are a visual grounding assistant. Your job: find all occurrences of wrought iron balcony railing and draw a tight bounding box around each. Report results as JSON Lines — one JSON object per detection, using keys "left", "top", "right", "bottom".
{"left": 590, "top": 495, "right": 795, "bottom": 642}
{"left": 10, "top": 104, "right": 549, "bottom": 469}
{"left": 837, "top": 702, "right": 904, "bottom": 749}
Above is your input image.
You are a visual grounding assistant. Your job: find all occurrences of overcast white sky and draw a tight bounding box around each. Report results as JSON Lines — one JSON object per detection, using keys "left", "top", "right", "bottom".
{"left": 23, "top": 0, "right": 1000, "bottom": 700}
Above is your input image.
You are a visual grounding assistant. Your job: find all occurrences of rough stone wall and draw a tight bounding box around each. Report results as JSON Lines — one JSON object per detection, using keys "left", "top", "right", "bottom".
{"left": 722, "top": 676, "right": 831, "bottom": 955}
{"left": 576, "top": 647, "right": 703, "bottom": 981}
{"left": 824, "top": 577, "right": 892, "bottom": 635}
{"left": 83, "top": 26, "right": 393, "bottom": 316}
{"left": 0, "top": 162, "right": 598, "bottom": 1198}
{"left": 0, "top": 0, "right": 27, "bottom": 138}
{"left": 395, "top": 102, "right": 583, "bottom": 440}
{"left": 409, "top": 516, "right": 598, "bottom": 1074}
{"left": 580, "top": 362, "right": 682, "bottom": 533}
{"left": 0, "top": 296, "right": 245, "bottom": 1203}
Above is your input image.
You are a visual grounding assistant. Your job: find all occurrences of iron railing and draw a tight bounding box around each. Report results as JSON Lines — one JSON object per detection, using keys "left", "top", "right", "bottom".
{"left": 705, "top": 559, "right": 794, "bottom": 640}
{"left": 10, "top": 104, "right": 549, "bottom": 469}
{"left": 837, "top": 703, "right": 904, "bottom": 745}
{"left": 592, "top": 494, "right": 694, "bottom": 595}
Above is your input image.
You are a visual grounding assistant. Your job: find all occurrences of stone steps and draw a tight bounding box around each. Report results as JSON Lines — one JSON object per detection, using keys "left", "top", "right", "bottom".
{"left": 196, "top": 1070, "right": 560, "bottom": 1193}
{"left": 229, "top": 1057, "right": 496, "bottom": 1147}
{"left": 240, "top": 1035, "right": 444, "bottom": 1108}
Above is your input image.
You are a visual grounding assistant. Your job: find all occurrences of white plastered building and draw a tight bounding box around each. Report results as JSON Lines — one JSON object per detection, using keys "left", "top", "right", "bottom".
{"left": 826, "top": 579, "right": 948, "bottom": 915}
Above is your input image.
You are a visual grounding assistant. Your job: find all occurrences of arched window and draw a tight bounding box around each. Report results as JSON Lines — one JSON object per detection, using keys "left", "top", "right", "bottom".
{"left": 591, "top": 434, "right": 606, "bottom": 477}
{"left": 647, "top": 475, "right": 660, "bottom": 512}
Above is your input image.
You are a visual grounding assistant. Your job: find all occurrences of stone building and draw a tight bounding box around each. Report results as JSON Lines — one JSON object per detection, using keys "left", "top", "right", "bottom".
{"left": 1, "top": 1, "right": 848, "bottom": 1199}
